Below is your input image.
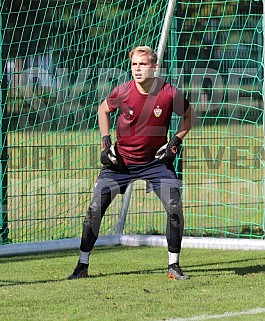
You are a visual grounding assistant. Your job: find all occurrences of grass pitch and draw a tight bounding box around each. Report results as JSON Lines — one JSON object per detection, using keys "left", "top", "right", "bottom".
{"left": 1, "top": 246, "right": 265, "bottom": 321}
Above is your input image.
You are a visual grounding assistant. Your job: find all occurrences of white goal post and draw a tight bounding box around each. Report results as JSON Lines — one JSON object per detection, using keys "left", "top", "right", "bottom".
{"left": 1, "top": 234, "right": 265, "bottom": 257}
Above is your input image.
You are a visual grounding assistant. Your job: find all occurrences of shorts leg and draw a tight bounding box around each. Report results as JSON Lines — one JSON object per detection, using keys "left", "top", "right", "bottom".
{"left": 154, "top": 186, "right": 184, "bottom": 253}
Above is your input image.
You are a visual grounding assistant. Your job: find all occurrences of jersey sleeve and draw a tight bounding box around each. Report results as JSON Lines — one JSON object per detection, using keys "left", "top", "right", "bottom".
{"left": 106, "top": 85, "right": 123, "bottom": 112}
{"left": 172, "top": 88, "right": 190, "bottom": 116}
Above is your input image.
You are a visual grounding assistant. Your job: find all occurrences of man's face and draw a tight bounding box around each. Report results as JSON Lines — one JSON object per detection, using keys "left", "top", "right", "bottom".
{"left": 131, "top": 53, "right": 157, "bottom": 84}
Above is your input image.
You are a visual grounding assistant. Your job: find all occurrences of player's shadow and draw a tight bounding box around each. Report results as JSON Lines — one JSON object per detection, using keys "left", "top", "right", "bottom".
{"left": 0, "top": 267, "right": 166, "bottom": 287}
{"left": 90, "top": 262, "right": 265, "bottom": 279}
{"left": 1, "top": 254, "right": 264, "bottom": 286}
{"left": 0, "top": 262, "right": 264, "bottom": 287}
{"left": 233, "top": 264, "right": 265, "bottom": 276}
{"left": 0, "top": 278, "right": 65, "bottom": 287}
{"left": 187, "top": 257, "right": 265, "bottom": 277}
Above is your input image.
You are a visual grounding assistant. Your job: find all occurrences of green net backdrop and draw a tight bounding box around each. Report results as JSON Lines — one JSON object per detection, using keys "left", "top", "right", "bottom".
{"left": 1, "top": 0, "right": 264, "bottom": 244}
{"left": 175, "top": 1, "right": 264, "bottom": 238}
{"left": 167, "top": 1, "right": 264, "bottom": 238}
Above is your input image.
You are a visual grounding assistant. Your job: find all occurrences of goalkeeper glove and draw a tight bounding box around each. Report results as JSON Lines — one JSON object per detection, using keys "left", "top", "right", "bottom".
{"left": 100, "top": 135, "right": 118, "bottom": 166}
{"left": 155, "top": 136, "right": 182, "bottom": 163}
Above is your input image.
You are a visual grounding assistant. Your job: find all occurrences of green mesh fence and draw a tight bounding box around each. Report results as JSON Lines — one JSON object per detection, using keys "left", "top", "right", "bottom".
{"left": 174, "top": 0, "right": 264, "bottom": 238}
{"left": 0, "top": 0, "right": 264, "bottom": 244}
{"left": 1, "top": 0, "right": 169, "bottom": 244}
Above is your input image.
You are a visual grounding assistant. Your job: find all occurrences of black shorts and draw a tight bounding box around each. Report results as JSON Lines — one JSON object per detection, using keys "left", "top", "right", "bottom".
{"left": 94, "top": 159, "right": 182, "bottom": 195}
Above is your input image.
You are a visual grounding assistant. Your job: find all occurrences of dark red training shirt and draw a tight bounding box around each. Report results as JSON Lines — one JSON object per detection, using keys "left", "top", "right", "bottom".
{"left": 106, "top": 78, "right": 189, "bottom": 165}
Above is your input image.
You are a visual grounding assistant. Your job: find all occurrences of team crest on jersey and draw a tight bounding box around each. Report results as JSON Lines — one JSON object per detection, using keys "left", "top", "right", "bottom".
{"left": 154, "top": 106, "right": 162, "bottom": 117}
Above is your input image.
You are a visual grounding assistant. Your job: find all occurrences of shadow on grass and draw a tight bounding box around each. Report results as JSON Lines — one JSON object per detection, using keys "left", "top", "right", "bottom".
{"left": 0, "top": 247, "right": 264, "bottom": 287}
{"left": 187, "top": 263, "right": 265, "bottom": 277}
{"left": 0, "top": 278, "right": 66, "bottom": 287}
{"left": 0, "top": 266, "right": 166, "bottom": 287}
{"left": 233, "top": 264, "right": 265, "bottom": 276}
{"left": 1, "top": 262, "right": 264, "bottom": 288}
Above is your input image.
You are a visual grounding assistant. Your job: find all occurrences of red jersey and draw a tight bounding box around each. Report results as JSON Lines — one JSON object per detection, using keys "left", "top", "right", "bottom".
{"left": 106, "top": 78, "right": 190, "bottom": 165}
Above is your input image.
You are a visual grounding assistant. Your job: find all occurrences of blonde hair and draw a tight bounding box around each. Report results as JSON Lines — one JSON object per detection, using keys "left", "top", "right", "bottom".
{"left": 129, "top": 46, "right": 158, "bottom": 64}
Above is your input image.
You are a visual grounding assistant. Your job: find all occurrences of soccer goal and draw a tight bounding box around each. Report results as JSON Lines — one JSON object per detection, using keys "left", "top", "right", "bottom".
{"left": 0, "top": 0, "right": 264, "bottom": 256}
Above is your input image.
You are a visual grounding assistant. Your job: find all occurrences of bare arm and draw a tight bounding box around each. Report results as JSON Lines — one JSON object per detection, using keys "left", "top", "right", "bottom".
{"left": 175, "top": 105, "right": 196, "bottom": 140}
{"left": 98, "top": 99, "right": 111, "bottom": 140}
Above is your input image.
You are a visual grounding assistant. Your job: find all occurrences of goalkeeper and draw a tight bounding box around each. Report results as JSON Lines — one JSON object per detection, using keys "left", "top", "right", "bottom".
{"left": 68, "top": 46, "right": 196, "bottom": 280}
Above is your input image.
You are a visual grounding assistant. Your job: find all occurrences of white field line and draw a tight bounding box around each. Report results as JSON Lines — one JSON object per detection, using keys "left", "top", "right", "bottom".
{"left": 164, "top": 308, "right": 265, "bottom": 321}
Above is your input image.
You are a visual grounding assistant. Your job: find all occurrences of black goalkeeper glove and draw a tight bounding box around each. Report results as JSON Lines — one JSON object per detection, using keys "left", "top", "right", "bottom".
{"left": 102, "top": 135, "right": 111, "bottom": 149}
{"left": 155, "top": 136, "right": 182, "bottom": 163}
{"left": 100, "top": 135, "right": 118, "bottom": 166}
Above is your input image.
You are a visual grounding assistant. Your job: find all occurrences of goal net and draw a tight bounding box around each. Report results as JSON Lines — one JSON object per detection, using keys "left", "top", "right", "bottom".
{"left": 0, "top": 0, "right": 264, "bottom": 255}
